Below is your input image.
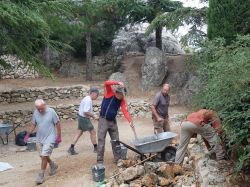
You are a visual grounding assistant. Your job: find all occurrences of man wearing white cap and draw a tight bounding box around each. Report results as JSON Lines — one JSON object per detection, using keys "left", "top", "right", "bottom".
{"left": 68, "top": 87, "right": 99, "bottom": 155}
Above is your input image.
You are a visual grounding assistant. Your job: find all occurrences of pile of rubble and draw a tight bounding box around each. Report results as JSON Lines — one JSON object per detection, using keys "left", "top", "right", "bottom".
{"left": 105, "top": 159, "right": 196, "bottom": 187}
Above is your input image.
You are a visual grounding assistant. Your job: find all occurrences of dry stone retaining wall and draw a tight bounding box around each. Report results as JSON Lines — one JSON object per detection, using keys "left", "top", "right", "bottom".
{"left": 0, "top": 100, "right": 151, "bottom": 126}
{"left": 0, "top": 55, "right": 39, "bottom": 79}
{"left": 0, "top": 85, "right": 88, "bottom": 104}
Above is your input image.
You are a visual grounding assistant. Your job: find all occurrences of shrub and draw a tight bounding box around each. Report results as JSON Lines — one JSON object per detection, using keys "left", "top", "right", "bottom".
{"left": 191, "top": 35, "right": 250, "bottom": 172}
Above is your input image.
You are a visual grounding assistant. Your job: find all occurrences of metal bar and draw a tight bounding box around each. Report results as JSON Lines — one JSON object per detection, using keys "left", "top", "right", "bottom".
{"left": 0, "top": 135, "right": 8, "bottom": 145}
{"left": 7, "top": 123, "right": 22, "bottom": 136}
{"left": 113, "top": 140, "right": 145, "bottom": 158}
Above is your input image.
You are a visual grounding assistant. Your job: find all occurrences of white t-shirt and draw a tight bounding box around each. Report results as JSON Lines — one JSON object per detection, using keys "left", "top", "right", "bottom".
{"left": 78, "top": 96, "right": 93, "bottom": 118}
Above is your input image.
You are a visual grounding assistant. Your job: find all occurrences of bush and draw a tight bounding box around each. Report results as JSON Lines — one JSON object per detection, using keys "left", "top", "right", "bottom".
{"left": 191, "top": 35, "right": 250, "bottom": 172}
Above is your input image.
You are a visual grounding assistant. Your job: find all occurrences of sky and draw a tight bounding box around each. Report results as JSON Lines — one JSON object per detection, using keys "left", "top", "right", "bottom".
{"left": 173, "top": 0, "right": 208, "bottom": 40}
{"left": 179, "top": 0, "right": 207, "bottom": 8}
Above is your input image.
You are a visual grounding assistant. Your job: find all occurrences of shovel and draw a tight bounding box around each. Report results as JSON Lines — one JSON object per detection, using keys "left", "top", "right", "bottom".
{"left": 121, "top": 87, "right": 139, "bottom": 140}
{"left": 130, "top": 121, "right": 138, "bottom": 140}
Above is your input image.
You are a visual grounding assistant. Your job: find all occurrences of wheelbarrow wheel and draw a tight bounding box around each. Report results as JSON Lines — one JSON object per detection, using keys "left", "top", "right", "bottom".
{"left": 161, "top": 146, "right": 176, "bottom": 162}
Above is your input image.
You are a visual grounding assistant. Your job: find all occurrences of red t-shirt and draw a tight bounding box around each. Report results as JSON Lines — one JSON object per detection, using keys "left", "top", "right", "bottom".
{"left": 186, "top": 109, "right": 221, "bottom": 130}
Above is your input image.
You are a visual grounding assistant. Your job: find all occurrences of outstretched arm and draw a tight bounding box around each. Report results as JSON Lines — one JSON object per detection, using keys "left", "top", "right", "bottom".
{"left": 206, "top": 110, "right": 222, "bottom": 134}
{"left": 24, "top": 123, "right": 36, "bottom": 142}
{"left": 27, "top": 124, "right": 36, "bottom": 135}
{"left": 121, "top": 99, "right": 132, "bottom": 123}
{"left": 104, "top": 81, "right": 123, "bottom": 98}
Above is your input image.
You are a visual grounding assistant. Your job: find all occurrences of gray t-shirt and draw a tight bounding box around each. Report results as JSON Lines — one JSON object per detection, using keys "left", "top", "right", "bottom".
{"left": 32, "top": 107, "right": 60, "bottom": 144}
{"left": 152, "top": 91, "right": 170, "bottom": 118}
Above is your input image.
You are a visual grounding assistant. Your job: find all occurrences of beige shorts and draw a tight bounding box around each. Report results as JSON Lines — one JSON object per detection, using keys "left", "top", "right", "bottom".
{"left": 36, "top": 143, "right": 54, "bottom": 156}
{"left": 152, "top": 117, "right": 170, "bottom": 134}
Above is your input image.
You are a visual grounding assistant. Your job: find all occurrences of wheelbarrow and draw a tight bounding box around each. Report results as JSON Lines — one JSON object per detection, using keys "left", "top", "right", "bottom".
{"left": 0, "top": 123, "right": 21, "bottom": 145}
{"left": 113, "top": 132, "right": 177, "bottom": 162}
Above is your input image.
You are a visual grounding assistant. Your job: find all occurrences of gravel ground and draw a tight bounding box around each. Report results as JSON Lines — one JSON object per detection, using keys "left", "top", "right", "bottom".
{"left": 0, "top": 106, "right": 187, "bottom": 187}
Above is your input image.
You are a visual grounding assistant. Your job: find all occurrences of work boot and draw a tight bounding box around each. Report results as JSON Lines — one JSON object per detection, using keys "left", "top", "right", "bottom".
{"left": 36, "top": 172, "right": 45, "bottom": 185}
{"left": 68, "top": 147, "right": 78, "bottom": 155}
{"left": 49, "top": 162, "right": 58, "bottom": 176}
{"left": 93, "top": 146, "right": 98, "bottom": 153}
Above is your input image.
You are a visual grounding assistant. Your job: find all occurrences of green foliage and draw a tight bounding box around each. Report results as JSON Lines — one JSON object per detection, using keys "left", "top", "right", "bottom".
{"left": 145, "top": 5, "right": 207, "bottom": 47}
{"left": 208, "top": 0, "right": 250, "bottom": 43}
{"left": 191, "top": 35, "right": 250, "bottom": 172}
{"left": 0, "top": 0, "right": 73, "bottom": 77}
{"left": 64, "top": 0, "right": 141, "bottom": 57}
{"left": 0, "top": 0, "right": 139, "bottom": 73}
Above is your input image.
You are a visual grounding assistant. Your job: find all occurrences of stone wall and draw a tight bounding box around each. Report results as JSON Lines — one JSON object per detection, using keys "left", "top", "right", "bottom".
{"left": 0, "top": 55, "right": 39, "bottom": 79}
{"left": 186, "top": 137, "right": 228, "bottom": 187}
{"left": 0, "top": 100, "right": 151, "bottom": 126}
{"left": 0, "top": 85, "right": 88, "bottom": 104}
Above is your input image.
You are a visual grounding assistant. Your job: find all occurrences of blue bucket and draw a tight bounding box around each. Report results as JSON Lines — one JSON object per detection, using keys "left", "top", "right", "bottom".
{"left": 91, "top": 164, "right": 105, "bottom": 182}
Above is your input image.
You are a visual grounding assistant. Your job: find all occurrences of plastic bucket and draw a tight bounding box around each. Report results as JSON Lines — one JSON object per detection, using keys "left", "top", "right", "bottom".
{"left": 91, "top": 164, "right": 105, "bottom": 182}
{"left": 120, "top": 144, "right": 127, "bottom": 160}
{"left": 27, "top": 137, "right": 37, "bottom": 151}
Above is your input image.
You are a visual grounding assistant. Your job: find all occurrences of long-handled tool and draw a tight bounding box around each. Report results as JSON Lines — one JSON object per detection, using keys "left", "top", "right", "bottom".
{"left": 122, "top": 87, "right": 138, "bottom": 140}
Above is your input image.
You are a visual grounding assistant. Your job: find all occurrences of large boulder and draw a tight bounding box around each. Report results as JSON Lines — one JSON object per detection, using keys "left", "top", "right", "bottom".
{"left": 59, "top": 61, "right": 85, "bottom": 78}
{"left": 109, "top": 72, "right": 129, "bottom": 93}
{"left": 141, "top": 47, "right": 167, "bottom": 90}
{"left": 110, "top": 24, "right": 184, "bottom": 72}
{"left": 112, "top": 25, "right": 184, "bottom": 57}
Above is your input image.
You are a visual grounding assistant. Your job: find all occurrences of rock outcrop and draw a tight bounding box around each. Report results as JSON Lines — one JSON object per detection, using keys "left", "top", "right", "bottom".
{"left": 141, "top": 47, "right": 167, "bottom": 90}
{"left": 109, "top": 72, "right": 128, "bottom": 86}
{"left": 110, "top": 25, "right": 184, "bottom": 72}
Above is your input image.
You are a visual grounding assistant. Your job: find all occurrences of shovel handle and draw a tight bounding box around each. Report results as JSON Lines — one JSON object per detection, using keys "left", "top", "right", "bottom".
{"left": 131, "top": 125, "right": 138, "bottom": 140}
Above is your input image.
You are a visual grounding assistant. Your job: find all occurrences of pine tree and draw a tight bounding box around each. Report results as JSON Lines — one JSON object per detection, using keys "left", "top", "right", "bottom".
{"left": 208, "top": 0, "right": 250, "bottom": 43}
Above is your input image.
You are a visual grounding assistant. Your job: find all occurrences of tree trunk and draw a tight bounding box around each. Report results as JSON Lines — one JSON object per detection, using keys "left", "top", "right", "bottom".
{"left": 155, "top": 26, "right": 162, "bottom": 50}
{"left": 86, "top": 32, "right": 92, "bottom": 81}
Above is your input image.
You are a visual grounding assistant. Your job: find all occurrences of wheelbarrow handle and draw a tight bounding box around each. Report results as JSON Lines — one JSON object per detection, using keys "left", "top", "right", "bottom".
{"left": 7, "top": 123, "right": 22, "bottom": 136}
{"left": 111, "top": 140, "right": 145, "bottom": 159}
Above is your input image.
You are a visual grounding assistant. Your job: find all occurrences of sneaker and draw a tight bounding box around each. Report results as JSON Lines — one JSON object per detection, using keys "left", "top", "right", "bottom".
{"left": 49, "top": 162, "right": 58, "bottom": 176}
{"left": 36, "top": 173, "right": 45, "bottom": 185}
{"left": 68, "top": 147, "right": 78, "bottom": 155}
{"left": 93, "top": 146, "right": 97, "bottom": 153}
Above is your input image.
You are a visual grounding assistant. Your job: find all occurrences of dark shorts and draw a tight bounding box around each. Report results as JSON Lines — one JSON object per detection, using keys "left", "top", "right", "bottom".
{"left": 78, "top": 115, "right": 94, "bottom": 131}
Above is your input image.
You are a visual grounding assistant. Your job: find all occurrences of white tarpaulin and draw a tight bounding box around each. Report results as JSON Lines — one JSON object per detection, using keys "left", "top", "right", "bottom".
{"left": 0, "top": 162, "right": 14, "bottom": 172}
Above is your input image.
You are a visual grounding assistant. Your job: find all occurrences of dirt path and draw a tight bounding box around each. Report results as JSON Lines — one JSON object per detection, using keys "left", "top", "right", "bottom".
{"left": 0, "top": 77, "right": 103, "bottom": 92}
{"left": 0, "top": 106, "right": 188, "bottom": 187}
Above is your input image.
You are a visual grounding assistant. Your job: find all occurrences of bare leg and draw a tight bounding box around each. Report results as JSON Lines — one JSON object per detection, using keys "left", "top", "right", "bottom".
{"left": 47, "top": 156, "right": 52, "bottom": 164}
{"left": 41, "top": 156, "right": 49, "bottom": 171}
{"left": 72, "top": 130, "right": 83, "bottom": 145}
{"left": 89, "top": 129, "right": 97, "bottom": 145}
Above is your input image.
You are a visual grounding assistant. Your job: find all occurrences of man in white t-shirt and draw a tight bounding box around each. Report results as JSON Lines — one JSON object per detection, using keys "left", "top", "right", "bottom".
{"left": 68, "top": 87, "right": 99, "bottom": 155}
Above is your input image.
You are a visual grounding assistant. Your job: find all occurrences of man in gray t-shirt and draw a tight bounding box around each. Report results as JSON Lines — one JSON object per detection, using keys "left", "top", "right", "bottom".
{"left": 151, "top": 84, "right": 170, "bottom": 134}
{"left": 24, "top": 99, "right": 61, "bottom": 185}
